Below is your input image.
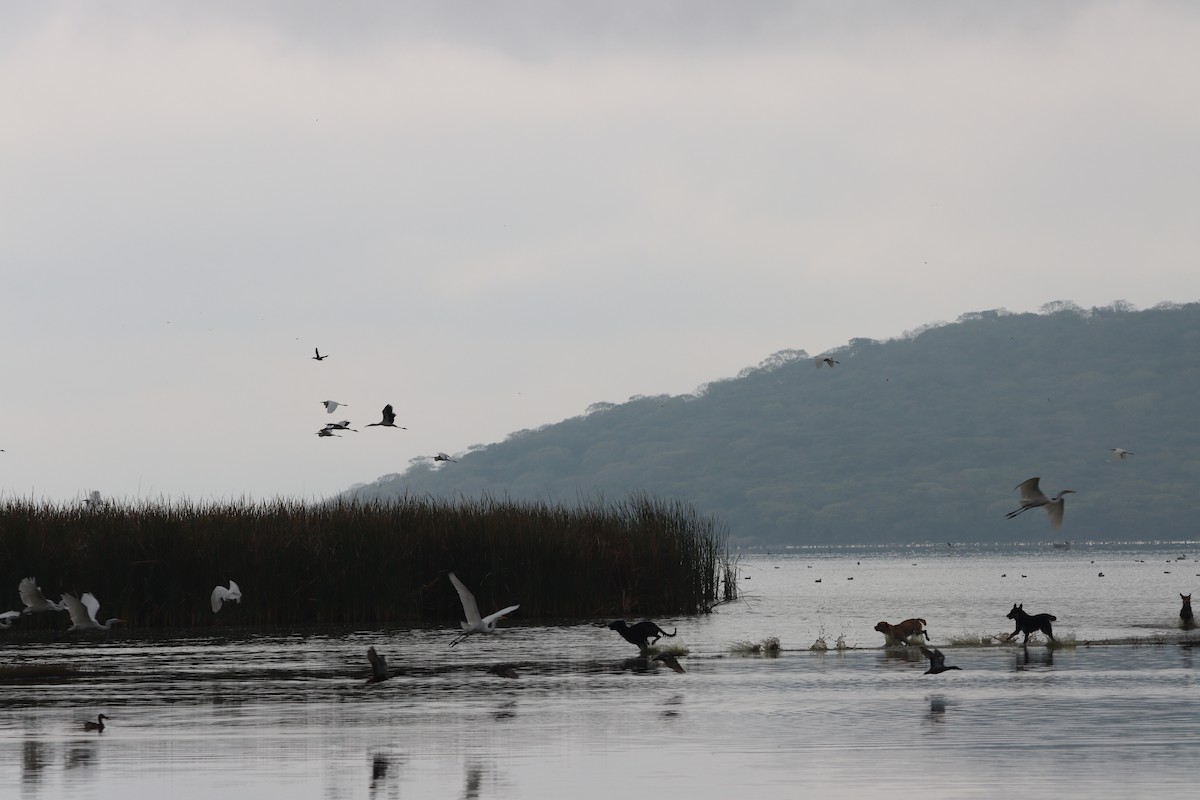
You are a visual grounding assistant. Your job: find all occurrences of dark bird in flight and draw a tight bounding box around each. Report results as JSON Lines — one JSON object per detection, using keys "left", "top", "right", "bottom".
{"left": 816, "top": 357, "right": 839, "bottom": 368}
{"left": 920, "top": 647, "right": 961, "bottom": 675}
{"left": 313, "top": 348, "right": 328, "bottom": 361}
{"left": 366, "top": 404, "right": 406, "bottom": 429}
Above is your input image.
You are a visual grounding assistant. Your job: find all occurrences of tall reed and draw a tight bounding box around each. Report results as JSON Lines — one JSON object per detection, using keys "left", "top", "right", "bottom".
{"left": 0, "top": 493, "right": 737, "bottom": 628}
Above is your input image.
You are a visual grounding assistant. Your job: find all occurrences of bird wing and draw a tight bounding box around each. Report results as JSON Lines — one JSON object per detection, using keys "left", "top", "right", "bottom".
{"left": 228, "top": 580, "right": 241, "bottom": 599}
{"left": 449, "top": 572, "right": 482, "bottom": 625}
{"left": 80, "top": 593, "right": 101, "bottom": 622}
{"left": 1045, "top": 499, "right": 1066, "bottom": 528}
{"left": 0, "top": 610, "right": 20, "bottom": 622}
{"left": 482, "top": 604, "right": 520, "bottom": 626}
{"left": 61, "top": 593, "right": 92, "bottom": 627}
{"left": 211, "top": 586, "right": 230, "bottom": 612}
{"left": 19, "top": 577, "right": 47, "bottom": 609}
{"left": 921, "top": 646, "right": 943, "bottom": 668}
{"left": 367, "top": 646, "right": 388, "bottom": 681}
{"left": 1014, "top": 477, "right": 1047, "bottom": 502}
{"left": 382, "top": 404, "right": 395, "bottom": 424}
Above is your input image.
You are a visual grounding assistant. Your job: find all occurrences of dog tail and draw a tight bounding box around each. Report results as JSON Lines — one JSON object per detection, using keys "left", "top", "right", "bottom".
{"left": 663, "top": 627, "right": 677, "bottom": 637}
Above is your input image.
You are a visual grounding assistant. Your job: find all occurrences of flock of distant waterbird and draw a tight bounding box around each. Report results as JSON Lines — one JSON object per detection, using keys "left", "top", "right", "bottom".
{"left": 309, "top": 350, "right": 457, "bottom": 462}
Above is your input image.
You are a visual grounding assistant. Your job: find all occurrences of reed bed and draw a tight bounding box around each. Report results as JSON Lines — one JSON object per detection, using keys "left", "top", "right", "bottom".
{"left": 0, "top": 493, "right": 737, "bottom": 628}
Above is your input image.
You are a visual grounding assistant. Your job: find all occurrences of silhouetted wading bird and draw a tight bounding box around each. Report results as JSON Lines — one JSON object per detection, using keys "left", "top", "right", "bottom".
{"left": 84, "top": 714, "right": 110, "bottom": 732}
{"left": 448, "top": 572, "right": 519, "bottom": 647}
{"left": 366, "top": 404, "right": 406, "bottom": 430}
{"left": 920, "top": 647, "right": 961, "bottom": 675}
{"left": 312, "top": 348, "right": 328, "bottom": 361}
{"left": 366, "top": 647, "right": 390, "bottom": 683}
{"left": 608, "top": 620, "right": 678, "bottom": 651}
{"left": 211, "top": 580, "right": 241, "bottom": 613}
{"left": 816, "top": 357, "right": 839, "bottom": 368}
{"left": 19, "top": 577, "right": 64, "bottom": 614}
{"left": 322, "top": 400, "right": 347, "bottom": 413}
{"left": 62, "top": 593, "right": 125, "bottom": 632}
{"left": 1005, "top": 477, "right": 1075, "bottom": 528}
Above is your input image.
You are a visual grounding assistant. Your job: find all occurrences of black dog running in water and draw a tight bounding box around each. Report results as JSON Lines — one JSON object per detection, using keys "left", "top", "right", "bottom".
{"left": 1182, "top": 594, "right": 1194, "bottom": 627}
{"left": 608, "top": 620, "right": 677, "bottom": 650}
{"left": 1006, "top": 603, "right": 1057, "bottom": 644}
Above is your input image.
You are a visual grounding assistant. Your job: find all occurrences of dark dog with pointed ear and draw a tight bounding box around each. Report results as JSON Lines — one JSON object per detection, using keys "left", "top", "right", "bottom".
{"left": 1006, "top": 603, "right": 1056, "bottom": 643}
{"left": 608, "top": 620, "right": 677, "bottom": 650}
{"left": 1181, "top": 594, "right": 1194, "bottom": 627}
{"left": 874, "top": 618, "right": 928, "bottom": 645}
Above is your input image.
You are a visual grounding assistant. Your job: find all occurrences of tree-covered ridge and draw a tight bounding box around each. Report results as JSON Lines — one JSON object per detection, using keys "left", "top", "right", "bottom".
{"left": 348, "top": 302, "right": 1200, "bottom": 545}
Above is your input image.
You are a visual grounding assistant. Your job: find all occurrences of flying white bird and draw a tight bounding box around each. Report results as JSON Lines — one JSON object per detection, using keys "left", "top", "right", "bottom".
{"left": 62, "top": 592, "right": 125, "bottom": 631}
{"left": 316, "top": 428, "right": 341, "bottom": 437}
{"left": 816, "top": 357, "right": 839, "bottom": 368}
{"left": 322, "top": 400, "right": 347, "bottom": 413}
{"left": 366, "top": 404, "right": 406, "bottom": 430}
{"left": 211, "top": 580, "right": 242, "bottom": 613}
{"left": 313, "top": 348, "right": 328, "bottom": 361}
{"left": 0, "top": 610, "right": 20, "bottom": 629}
{"left": 448, "top": 572, "right": 519, "bottom": 646}
{"left": 323, "top": 420, "right": 357, "bottom": 432}
{"left": 1005, "top": 477, "right": 1076, "bottom": 528}
{"left": 19, "top": 577, "right": 64, "bottom": 614}
{"left": 1110, "top": 448, "right": 1134, "bottom": 461}
{"left": 433, "top": 453, "right": 458, "bottom": 463}
{"left": 83, "top": 490, "right": 103, "bottom": 508}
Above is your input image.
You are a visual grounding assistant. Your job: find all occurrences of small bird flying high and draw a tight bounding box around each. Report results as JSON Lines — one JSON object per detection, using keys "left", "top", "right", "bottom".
{"left": 433, "top": 453, "right": 458, "bottom": 463}
{"left": 1110, "top": 448, "right": 1134, "bottom": 461}
{"left": 816, "top": 357, "right": 839, "bottom": 368}
{"left": 313, "top": 348, "right": 328, "bottom": 361}
{"left": 322, "top": 401, "right": 347, "bottom": 413}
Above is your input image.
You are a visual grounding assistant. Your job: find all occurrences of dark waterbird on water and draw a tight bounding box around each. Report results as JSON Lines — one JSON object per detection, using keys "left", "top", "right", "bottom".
{"left": 488, "top": 663, "right": 520, "bottom": 679}
{"left": 1182, "top": 594, "right": 1194, "bottom": 627}
{"left": 366, "top": 404, "right": 406, "bottom": 430}
{"left": 608, "top": 620, "right": 677, "bottom": 651}
{"left": 1005, "top": 477, "right": 1075, "bottom": 529}
{"left": 84, "top": 714, "right": 110, "bottom": 732}
{"left": 621, "top": 653, "right": 686, "bottom": 674}
{"left": 920, "top": 647, "right": 961, "bottom": 675}
{"left": 366, "top": 647, "right": 391, "bottom": 683}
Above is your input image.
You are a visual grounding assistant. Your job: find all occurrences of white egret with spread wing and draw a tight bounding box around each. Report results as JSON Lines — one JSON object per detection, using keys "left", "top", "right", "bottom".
{"left": 19, "top": 577, "right": 64, "bottom": 614}
{"left": 1005, "top": 477, "right": 1075, "bottom": 528}
{"left": 62, "top": 592, "right": 124, "bottom": 631}
{"left": 322, "top": 400, "right": 347, "bottom": 413}
{"left": 211, "top": 580, "right": 242, "bottom": 613}
{"left": 448, "top": 572, "right": 519, "bottom": 646}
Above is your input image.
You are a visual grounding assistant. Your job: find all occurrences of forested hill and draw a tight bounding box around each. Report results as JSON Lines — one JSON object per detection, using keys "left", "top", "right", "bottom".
{"left": 346, "top": 302, "right": 1200, "bottom": 546}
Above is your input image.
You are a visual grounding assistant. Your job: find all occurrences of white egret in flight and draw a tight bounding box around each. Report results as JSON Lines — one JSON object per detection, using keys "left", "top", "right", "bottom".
{"left": 1005, "top": 477, "right": 1075, "bottom": 528}
{"left": 323, "top": 420, "right": 357, "bottom": 432}
{"left": 322, "top": 400, "right": 347, "bottom": 413}
{"left": 211, "top": 580, "right": 242, "bottom": 613}
{"left": 313, "top": 348, "right": 328, "bottom": 361}
{"left": 366, "top": 404, "right": 406, "bottom": 429}
{"left": 1110, "top": 448, "right": 1133, "bottom": 461}
{"left": 62, "top": 593, "right": 125, "bottom": 631}
{"left": 83, "top": 490, "right": 103, "bottom": 508}
{"left": 433, "top": 453, "right": 458, "bottom": 463}
{"left": 19, "top": 577, "right": 64, "bottom": 614}
{"left": 816, "top": 357, "right": 839, "bottom": 368}
{"left": 316, "top": 428, "right": 341, "bottom": 437}
{"left": 0, "top": 610, "right": 20, "bottom": 629}
{"left": 448, "top": 572, "right": 519, "bottom": 646}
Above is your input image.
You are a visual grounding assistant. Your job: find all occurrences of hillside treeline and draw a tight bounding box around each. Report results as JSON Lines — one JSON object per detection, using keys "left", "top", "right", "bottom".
{"left": 349, "top": 302, "right": 1200, "bottom": 545}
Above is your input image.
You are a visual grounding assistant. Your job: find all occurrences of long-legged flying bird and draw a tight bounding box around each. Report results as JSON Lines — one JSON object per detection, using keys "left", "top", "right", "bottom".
{"left": 211, "top": 580, "right": 242, "bottom": 613}
{"left": 1005, "top": 477, "right": 1075, "bottom": 528}
{"left": 1110, "top": 448, "right": 1133, "bottom": 461}
{"left": 366, "top": 404, "right": 406, "bottom": 430}
{"left": 816, "top": 357, "right": 839, "bottom": 368}
{"left": 19, "top": 577, "right": 64, "bottom": 614}
{"left": 448, "top": 572, "right": 519, "bottom": 646}
{"left": 322, "top": 400, "right": 347, "bottom": 413}
{"left": 62, "top": 592, "right": 125, "bottom": 631}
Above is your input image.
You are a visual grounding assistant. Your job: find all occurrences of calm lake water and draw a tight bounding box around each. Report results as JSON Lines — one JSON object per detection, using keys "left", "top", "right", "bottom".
{"left": 3, "top": 542, "right": 1199, "bottom": 799}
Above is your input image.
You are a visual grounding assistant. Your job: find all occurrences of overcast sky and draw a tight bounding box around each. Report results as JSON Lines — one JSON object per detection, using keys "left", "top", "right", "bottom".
{"left": 3, "top": 1, "right": 1198, "bottom": 504}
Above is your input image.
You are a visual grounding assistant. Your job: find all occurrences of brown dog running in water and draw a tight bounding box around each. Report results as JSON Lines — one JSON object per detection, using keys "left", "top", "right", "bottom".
{"left": 874, "top": 618, "right": 929, "bottom": 645}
